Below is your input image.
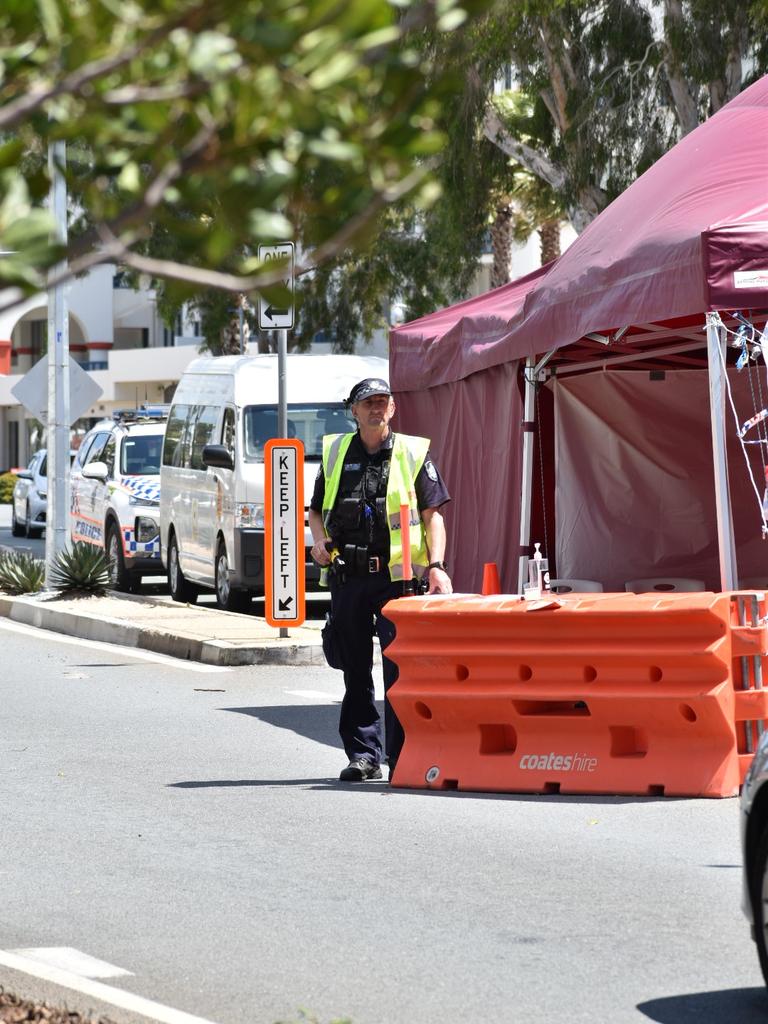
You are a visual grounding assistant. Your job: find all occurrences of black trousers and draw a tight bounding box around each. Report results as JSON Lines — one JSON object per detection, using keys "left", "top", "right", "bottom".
{"left": 329, "top": 570, "right": 404, "bottom": 767}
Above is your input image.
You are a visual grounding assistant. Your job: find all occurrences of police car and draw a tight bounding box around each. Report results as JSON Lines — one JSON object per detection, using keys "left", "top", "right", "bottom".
{"left": 69, "top": 407, "right": 168, "bottom": 591}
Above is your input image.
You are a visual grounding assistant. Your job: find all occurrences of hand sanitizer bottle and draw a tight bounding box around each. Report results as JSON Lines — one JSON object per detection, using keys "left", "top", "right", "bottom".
{"left": 528, "top": 542, "right": 551, "bottom": 594}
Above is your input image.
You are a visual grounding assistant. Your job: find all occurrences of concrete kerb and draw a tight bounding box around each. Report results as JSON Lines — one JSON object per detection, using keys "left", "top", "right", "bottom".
{"left": 0, "top": 592, "right": 327, "bottom": 667}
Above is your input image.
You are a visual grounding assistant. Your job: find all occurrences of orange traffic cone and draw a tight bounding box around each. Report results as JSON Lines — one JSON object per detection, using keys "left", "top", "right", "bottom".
{"left": 481, "top": 562, "right": 501, "bottom": 595}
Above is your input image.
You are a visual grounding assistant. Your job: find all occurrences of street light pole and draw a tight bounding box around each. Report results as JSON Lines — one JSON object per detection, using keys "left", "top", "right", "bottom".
{"left": 45, "top": 139, "right": 70, "bottom": 586}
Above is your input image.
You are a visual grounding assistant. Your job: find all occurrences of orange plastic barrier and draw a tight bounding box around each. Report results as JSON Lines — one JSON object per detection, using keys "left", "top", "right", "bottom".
{"left": 385, "top": 590, "right": 768, "bottom": 797}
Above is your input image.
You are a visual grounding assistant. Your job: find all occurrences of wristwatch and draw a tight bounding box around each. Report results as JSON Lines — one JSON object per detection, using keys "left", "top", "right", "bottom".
{"left": 427, "top": 561, "right": 447, "bottom": 572}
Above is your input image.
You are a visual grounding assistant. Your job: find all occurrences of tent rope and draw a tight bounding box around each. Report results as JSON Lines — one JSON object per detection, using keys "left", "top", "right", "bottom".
{"left": 714, "top": 311, "right": 768, "bottom": 537}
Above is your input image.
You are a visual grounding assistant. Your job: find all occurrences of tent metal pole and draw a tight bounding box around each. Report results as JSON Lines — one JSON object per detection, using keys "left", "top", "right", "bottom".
{"left": 706, "top": 312, "right": 737, "bottom": 590}
{"left": 517, "top": 356, "right": 537, "bottom": 594}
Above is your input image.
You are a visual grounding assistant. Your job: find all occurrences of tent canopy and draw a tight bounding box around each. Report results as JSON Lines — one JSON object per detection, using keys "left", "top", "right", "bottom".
{"left": 391, "top": 75, "right": 768, "bottom": 393}
{"left": 388, "top": 74, "right": 768, "bottom": 593}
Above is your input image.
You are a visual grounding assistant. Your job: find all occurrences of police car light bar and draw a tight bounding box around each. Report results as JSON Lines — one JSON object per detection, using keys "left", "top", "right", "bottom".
{"left": 112, "top": 405, "right": 170, "bottom": 423}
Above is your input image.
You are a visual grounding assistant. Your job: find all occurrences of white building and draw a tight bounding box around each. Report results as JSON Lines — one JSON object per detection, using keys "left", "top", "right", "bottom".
{"left": 0, "top": 265, "right": 203, "bottom": 470}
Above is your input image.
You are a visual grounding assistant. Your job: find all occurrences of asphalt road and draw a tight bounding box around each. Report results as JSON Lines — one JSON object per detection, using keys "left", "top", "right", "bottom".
{"left": 1, "top": 617, "right": 767, "bottom": 1024}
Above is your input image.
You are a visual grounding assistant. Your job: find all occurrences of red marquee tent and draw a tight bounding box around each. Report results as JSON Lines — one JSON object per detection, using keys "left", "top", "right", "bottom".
{"left": 390, "top": 74, "right": 768, "bottom": 594}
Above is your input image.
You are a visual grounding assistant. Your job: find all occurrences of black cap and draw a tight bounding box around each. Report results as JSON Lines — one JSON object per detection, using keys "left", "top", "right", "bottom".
{"left": 346, "top": 377, "right": 392, "bottom": 405}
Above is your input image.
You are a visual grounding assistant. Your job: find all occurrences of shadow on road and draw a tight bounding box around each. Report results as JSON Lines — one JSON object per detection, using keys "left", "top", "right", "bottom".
{"left": 638, "top": 987, "right": 767, "bottom": 1023}
{"left": 168, "top": 777, "right": 391, "bottom": 791}
{"left": 220, "top": 702, "right": 378, "bottom": 750}
{"left": 172, "top": 705, "right": 693, "bottom": 804}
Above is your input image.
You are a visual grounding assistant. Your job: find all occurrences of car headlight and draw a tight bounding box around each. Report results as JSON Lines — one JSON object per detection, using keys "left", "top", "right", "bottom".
{"left": 236, "top": 503, "right": 264, "bottom": 529}
{"left": 135, "top": 516, "right": 159, "bottom": 542}
{"left": 129, "top": 494, "right": 160, "bottom": 507}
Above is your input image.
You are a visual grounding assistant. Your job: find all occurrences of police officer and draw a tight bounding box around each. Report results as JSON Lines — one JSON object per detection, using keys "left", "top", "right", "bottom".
{"left": 308, "top": 377, "right": 452, "bottom": 783}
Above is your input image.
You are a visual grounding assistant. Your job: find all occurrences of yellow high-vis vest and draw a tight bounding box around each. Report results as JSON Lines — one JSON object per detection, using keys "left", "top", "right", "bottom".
{"left": 321, "top": 432, "right": 430, "bottom": 584}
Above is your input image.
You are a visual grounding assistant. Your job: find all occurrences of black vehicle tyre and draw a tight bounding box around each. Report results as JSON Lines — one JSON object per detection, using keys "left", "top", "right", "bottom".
{"left": 106, "top": 522, "right": 138, "bottom": 593}
{"left": 25, "top": 502, "right": 42, "bottom": 538}
{"left": 215, "top": 540, "right": 250, "bottom": 612}
{"left": 753, "top": 822, "right": 768, "bottom": 986}
{"left": 11, "top": 505, "right": 24, "bottom": 537}
{"left": 168, "top": 532, "right": 198, "bottom": 604}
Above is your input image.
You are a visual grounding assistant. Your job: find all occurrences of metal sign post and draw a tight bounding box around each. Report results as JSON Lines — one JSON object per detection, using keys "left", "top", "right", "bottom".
{"left": 259, "top": 243, "right": 297, "bottom": 634}
{"left": 45, "top": 140, "right": 70, "bottom": 586}
{"left": 264, "top": 439, "right": 305, "bottom": 633}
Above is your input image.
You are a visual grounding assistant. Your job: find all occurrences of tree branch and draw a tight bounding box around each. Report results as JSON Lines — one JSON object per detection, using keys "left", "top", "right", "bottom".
{"left": 0, "top": 160, "right": 439, "bottom": 317}
{"left": 0, "top": 5, "right": 207, "bottom": 133}
{"left": 538, "top": 16, "right": 575, "bottom": 135}
{"left": 482, "top": 105, "right": 566, "bottom": 193}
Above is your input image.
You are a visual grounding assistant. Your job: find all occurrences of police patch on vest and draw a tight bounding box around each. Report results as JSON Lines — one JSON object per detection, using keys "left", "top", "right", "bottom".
{"left": 424, "top": 460, "right": 437, "bottom": 481}
{"left": 344, "top": 463, "right": 362, "bottom": 471}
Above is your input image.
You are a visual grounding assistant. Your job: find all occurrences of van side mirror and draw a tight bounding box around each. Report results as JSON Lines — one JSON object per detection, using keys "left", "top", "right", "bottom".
{"left": 16, "top": 469, "right": 33, "bottom": 480}
{"left": 202, "top": 444, "right": 234, "bottom": 471}
{"left": 82, "top": 461, "right": 109, "bottom": 482}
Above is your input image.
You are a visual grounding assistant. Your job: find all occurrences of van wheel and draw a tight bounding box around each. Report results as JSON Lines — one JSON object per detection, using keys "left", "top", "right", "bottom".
{"left": 215, "top": 541, "right": 250, "bottom": 613}
{"left": 168, "top": 533, "right": 198, "bottom": 604}
{"left": 11, "top": 505, "right": 24, "bottom": 537}
{"left": 106, "top": 522, "right": 138, "bottom": 593}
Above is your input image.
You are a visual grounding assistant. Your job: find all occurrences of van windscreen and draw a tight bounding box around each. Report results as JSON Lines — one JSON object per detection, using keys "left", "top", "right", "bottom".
{"left": 243, "top": 403, "right": 355, "bottom": 461}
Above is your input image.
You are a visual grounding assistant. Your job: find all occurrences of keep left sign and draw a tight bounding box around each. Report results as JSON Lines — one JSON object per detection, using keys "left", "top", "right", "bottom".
{"left": 264, "top": 439, "right": 306, "bottom": 628}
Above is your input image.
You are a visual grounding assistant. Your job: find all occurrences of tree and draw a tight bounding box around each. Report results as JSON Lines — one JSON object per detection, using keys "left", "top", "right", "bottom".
{"left": 0, "top": 0, "right": 490, "bottom": 310}
{"left": 481, "top": 0, "right": 768, "bottom": 232}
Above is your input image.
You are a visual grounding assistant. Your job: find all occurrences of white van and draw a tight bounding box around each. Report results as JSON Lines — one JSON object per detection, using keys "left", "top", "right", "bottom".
{"left": 160, "top": 352, "right": 389, "bottom": 610}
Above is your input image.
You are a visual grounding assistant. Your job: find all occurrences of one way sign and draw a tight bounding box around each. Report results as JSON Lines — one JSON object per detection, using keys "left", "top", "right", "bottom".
{"left": 264, "top": 439, "right": 305, "bottom": 628}
{"left": 258, "top": 242, "right": 294, "bottom": 330}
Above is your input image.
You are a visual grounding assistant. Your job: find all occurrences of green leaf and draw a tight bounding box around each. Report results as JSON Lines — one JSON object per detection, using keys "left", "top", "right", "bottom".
{"left": 36, "top": 0, "right": 63, "bottom": 42}
{"left": 247, "top": 209, "right": 293, "bottom": 240}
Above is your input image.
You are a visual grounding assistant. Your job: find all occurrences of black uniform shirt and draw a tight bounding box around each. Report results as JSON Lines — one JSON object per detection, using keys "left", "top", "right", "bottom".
{"left": 310, "top": 431, "right": 450, "bottom": 558}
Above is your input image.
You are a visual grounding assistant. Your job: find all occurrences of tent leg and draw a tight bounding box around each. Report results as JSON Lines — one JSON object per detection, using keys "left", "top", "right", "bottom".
{"left": 517, "top": 356, "right": 536, "bottom": 594}
{"left": 706, "top": 313, "right": 738, "bottom": 591}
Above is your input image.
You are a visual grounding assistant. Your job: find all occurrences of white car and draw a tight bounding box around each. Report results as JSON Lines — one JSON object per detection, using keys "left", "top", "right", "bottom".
{"left": 69, "top": 407, "right": 168, "bottom": 591}
{"left": 11, "top": 449, "right": 48, "bottom": 538}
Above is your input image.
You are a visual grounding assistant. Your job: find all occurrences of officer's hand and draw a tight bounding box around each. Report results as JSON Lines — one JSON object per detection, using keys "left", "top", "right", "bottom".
{"left": 311, "top": 539, "right": 332, "bottom": 566}
{"left": 428, "top": 567, "right": 452, "bottom": 595}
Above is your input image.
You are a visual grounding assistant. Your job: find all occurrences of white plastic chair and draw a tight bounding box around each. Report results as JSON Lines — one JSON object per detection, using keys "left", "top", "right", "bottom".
{"left": 624, "top": 577, "right": 706, "bottom": 593}
{"left": 549, "top": 579, "right": 604, "bottom": 594}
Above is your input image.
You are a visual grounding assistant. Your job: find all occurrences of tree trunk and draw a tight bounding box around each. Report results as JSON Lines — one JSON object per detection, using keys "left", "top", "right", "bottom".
{"left": 539, "top": 219, "right": 561, "bottom": 265}
{"left": 490, "top": 201, "right": 513, "bottom": 289}
{"left": 662, "top": 0, "right": 701, "bottom": 136}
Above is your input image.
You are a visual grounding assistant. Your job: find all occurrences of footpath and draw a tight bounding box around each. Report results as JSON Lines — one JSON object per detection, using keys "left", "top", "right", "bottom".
{"left": 0, "top": 588, "right": 325, "bottom": 666}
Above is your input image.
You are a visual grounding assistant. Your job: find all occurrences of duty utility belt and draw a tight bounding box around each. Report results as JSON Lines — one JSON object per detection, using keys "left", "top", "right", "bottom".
{"left": 331, "top": 544, "right": 386, "bottom": 577}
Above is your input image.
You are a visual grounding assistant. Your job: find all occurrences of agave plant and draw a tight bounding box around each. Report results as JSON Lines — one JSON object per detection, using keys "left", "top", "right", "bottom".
{"left": 0, "top": 551, "right": 45, "bottom": 594}
{"left": 49, "top": 542, "right": 111, "bottom": 594}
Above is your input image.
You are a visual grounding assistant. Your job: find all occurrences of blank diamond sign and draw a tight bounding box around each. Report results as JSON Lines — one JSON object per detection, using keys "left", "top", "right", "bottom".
{"left": 11, "top": 354, "right": 102, "bottom": 425}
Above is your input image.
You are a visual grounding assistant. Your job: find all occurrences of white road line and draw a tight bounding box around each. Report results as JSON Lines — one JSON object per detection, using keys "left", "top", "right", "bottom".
{"left": 0, "top": 948, "right": 221, "bottom": 1024}
{"left": 286, "top": 685, "right": 384, "bottom": 700}
{"left": 0, "top": 618, "right": 229, "bottom": 674}
{"left": 9, "top": 946, "right": 132, "bottom": 978}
